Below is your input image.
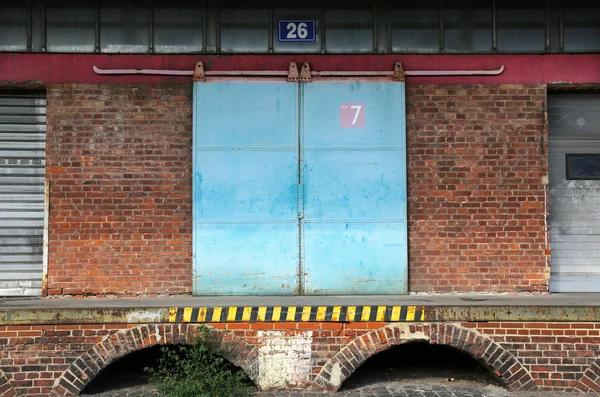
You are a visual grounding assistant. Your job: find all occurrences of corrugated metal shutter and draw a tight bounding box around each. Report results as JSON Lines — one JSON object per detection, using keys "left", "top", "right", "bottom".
{"left": 548, "top": 92, "right": 600, "bottom": 292}
{"left": 0, "top": 90, "right": 46, "bottom": 297}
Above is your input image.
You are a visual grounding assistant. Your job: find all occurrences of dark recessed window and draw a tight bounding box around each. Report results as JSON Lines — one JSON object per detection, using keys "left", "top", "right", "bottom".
{"left": 566, "top": 154, "right": 600, "bottom": 180}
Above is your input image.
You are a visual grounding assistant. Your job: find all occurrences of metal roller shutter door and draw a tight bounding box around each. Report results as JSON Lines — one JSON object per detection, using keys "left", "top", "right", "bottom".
{"left": 0, "top": 90, "right": 46, "bottom": 297}
{"left": 548, "top": 93, "right": 600, "bottom": 292}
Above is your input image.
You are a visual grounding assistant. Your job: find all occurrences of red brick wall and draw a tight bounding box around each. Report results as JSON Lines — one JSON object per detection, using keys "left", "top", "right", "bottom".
{"left": 1, "top": 321, "right": 600, "bottom": 396}
{"left": 406, "top": 84, "right": 549, "bottom": 292}
{"left": 44, "top": 82, "right": 549, "bottom": 295}
{"left": 464, "top": 322, "right": 600, "bottom": 391}
{"left": 46, "top": 84, "right": 193, "bottom": 297}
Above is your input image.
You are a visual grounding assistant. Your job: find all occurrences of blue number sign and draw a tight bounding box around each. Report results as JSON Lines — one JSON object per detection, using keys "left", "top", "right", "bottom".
{"left": 278, "top": 20, "right": 316, "bottom": 42}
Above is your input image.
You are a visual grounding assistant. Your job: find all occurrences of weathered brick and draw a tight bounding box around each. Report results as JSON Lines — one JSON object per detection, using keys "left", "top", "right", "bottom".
{"left": 407, "top": 84, "right": 547, "bottom": 292}
{"left": 46, "top": 83, "right": 193, "bottom": 297}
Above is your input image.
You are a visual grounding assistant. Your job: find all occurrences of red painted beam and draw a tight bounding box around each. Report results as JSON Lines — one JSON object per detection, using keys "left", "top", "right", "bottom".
{"left": 1, "top": 53, "right": 599, "bottom": 85}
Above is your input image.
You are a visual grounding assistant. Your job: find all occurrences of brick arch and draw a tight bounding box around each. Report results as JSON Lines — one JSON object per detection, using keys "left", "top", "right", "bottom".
{"left": 0, "top": 369, "right": 16, "bottom": 397}
{"left": 314, "top": 323, "right": 537, "bottom": 392}
{"left": 50, "top": 324, "right": 259, "bottom": 396}
{"left": 575, "top": 358, "right": 600, "bottom": 392}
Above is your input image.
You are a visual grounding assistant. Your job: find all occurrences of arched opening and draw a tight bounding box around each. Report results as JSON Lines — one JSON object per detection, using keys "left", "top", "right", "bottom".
{"left": 340, "top": 341, "right": 503, "bottom": 391}
{"left": 80, "top": 344, "right": 162, "bottom": 395}
{"left": 80, "top": 344, "right": 254, "bottom": 396}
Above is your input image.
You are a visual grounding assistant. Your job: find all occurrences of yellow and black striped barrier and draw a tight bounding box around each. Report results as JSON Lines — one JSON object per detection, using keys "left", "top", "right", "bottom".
{"left": 168, "top": 305, "right": 426, "bottom": 323}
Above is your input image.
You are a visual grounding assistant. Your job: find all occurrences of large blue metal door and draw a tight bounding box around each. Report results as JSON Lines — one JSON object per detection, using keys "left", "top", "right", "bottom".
{"left": 301, "top": 82, "right": 407, "bottom": 294}
{"left": 193, "top": 78, "right": 407, "bottom": 295}
{"left": 193, "top": 82, "right": 300, "bottom": 295}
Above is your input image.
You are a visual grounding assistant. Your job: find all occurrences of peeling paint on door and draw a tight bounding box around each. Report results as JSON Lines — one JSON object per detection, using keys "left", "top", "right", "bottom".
{"left": 193, "top": 80, "right": 407, "bottom": 295}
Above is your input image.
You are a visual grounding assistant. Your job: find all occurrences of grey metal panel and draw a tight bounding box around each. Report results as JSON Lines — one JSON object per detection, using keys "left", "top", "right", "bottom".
{"left": 0, "top": 141, "right": 46, "bottom": 150}
{"left": 0, "top": 287, "right": 42, "bottom": 297}
{"left": 391, "top": 1, "right": 440, "bottom": 53}
{"left": 0, "top": 167, "right": 45, "bottom": 176}
{"left": 154, "top": 3, "right": 204, "bottom": 53}
{"left": 0, "top": 236, "right": 43, "bottom": 245}
{"left": 0, "top": 280, "right": 41, "bottom": 287}
{"left": 46, "top": 1, "right": 96, "bottom": 53}
{"left": 0, "top": 91, "right": 45, "bottom": 297}
{"left": 0, "top": 254, "right": 43, "bottom": 263}
{"left": 0, "top": 116, "right": 47, "bottom": 126}
{"left": 0, "top": 193, "right": 44, "bottom": 202}
{"left": 100, "top": 1, "right": 150, "bottom": 53}
{"left": 0, "top": 2, "right": 28, "bottom": 52}
{"left": 550, "top": 219, "right": 600, "bottom": 228}
{"left": 0, "top": 264, "right": 43, "bottom": 272}
{"left": 0, "top": 229, "right": 43, "bottom": 237}
{"left": 550, "top": 275, "right": 600, "bottom": 292}
{"left": 0, "top": 211, "right": 43, "bottom": 219}
{"left": 220, "top": 6, "right": 269, "bottom": 53}
{"left": 0, "top": 219, "right": 44, "bottom": 227}
{"left": 0, "top": 106, "right": 46, "bottom": 116}
{"left": 552, "top": 250, "right": 600, "bottom": 259}
{"left": 443, "top": 0, "right": 493, "bottom": 53}
{"left": 548, "top": 93, "right": 600, "bottom": 139}
{"left": 0, "top": 98, "right": 46, "bottom": 106}
{"left": 552, "top": 234, "right": 600, "bottom": 243}
{"left": 0, "top": 125, "right": 47, "bottom": 133}
{"left": 551, "top": 212, "right": 600, "bottom": 220}
{"left": 563, "top": 2, "right": 600, "bottom": 52}
{"left": 0, "top": 202, "right": 43, "bottom": 210}
{"left": 0, "top": 279, "right": 42, "bottom": 287}
{"left": 325, "top": 5, "right": 374, "bottom": 53}
{"left": 0, "top": 186, "right": 45, "bottom": 194}
{"left": 0, "top": 133, "right": 46, "bottom": 142}
{"left": 496, "top": 0, "right": 545, "bottom": 53}
{"left": 548, "top": 93, "right": 600, "bottom": 292}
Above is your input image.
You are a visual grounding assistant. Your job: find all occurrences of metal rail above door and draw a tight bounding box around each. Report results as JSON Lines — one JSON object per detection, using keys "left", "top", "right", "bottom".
{"left": 93, "top": 62, "right": 505, "bottom": 80}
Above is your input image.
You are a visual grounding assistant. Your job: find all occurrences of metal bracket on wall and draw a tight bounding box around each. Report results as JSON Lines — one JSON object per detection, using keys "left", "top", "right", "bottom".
{"left": 299, "top": 62, "right": 312, "bottom": 82}
{"left": 393, "top": 62, "right": 405, "bottom": 82}
{"left": 193, "top": 61, "right": 205, "bottom": 82}
{"left": 287, "top": 62, "right": 299, "bottom": 82}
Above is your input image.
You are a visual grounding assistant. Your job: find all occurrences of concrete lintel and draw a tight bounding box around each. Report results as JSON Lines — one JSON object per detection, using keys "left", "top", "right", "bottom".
{"left": 1, "top": 304, "right": 600, "bottom": 325}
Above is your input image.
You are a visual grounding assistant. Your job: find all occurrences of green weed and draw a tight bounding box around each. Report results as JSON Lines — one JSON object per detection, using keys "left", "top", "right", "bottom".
{"left": 145, "top": 326, "right": 252, "bottom": 397}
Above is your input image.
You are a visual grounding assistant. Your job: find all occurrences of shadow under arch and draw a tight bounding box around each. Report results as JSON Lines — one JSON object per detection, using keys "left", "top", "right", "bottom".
{"left": 50, "top": 324, "right": 259, "bottom": 396}
{"left": 0, "top": 368, "right": 16, "bottom": 396}
{"left": 314, "top": 323, "right": 537, "bottom": 392}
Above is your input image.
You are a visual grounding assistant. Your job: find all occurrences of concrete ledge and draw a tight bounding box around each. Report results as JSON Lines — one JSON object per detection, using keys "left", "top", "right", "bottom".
{"left": 1, "top": 294, "right": 600, "bottom": 324}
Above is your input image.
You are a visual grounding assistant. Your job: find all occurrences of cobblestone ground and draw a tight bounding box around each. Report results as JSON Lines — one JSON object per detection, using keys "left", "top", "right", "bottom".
{"left": 81, "top": 382, "right": 600, "bottom": 397}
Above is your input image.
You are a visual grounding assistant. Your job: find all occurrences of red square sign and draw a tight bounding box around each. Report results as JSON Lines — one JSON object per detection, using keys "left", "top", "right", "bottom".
{"left": 340, "top": 103, "right": 365, "bottom": 128}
